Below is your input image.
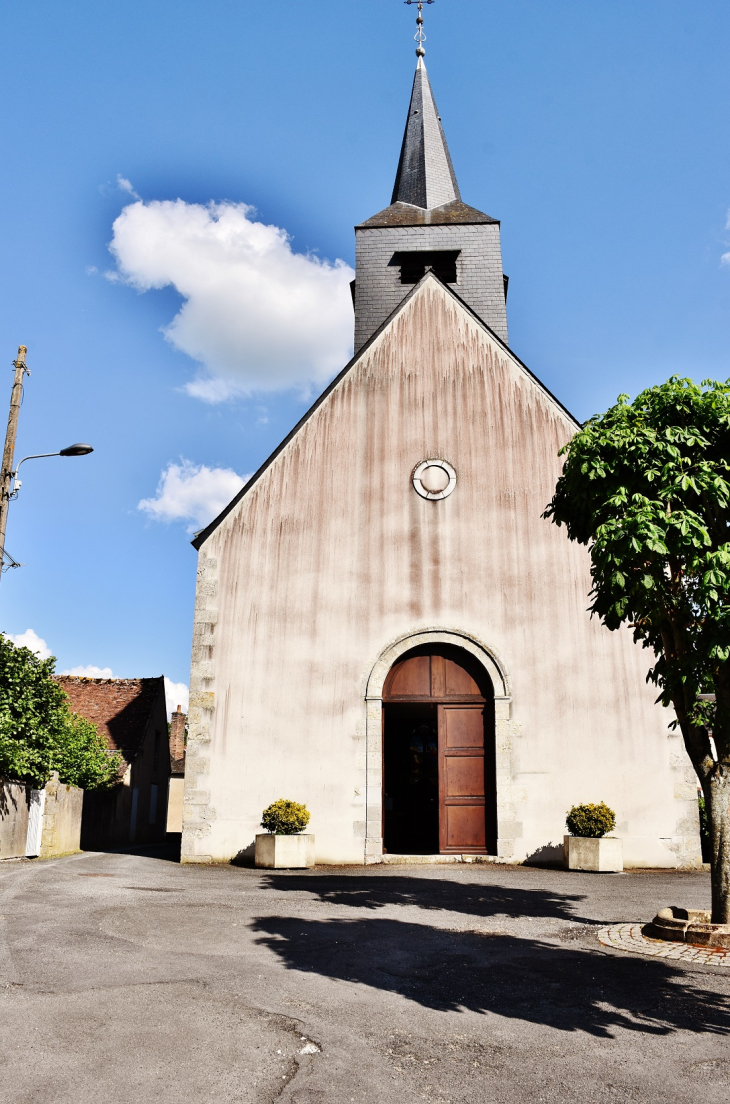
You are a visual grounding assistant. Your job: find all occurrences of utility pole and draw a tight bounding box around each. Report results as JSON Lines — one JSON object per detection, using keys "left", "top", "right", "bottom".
{"left": 0, "top": 346, "right": 30, "bottom": 573}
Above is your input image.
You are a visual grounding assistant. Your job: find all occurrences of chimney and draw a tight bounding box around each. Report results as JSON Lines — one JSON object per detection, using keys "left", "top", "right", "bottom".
{"left": 169, "top": 704, "right": 186, "bottom": 764}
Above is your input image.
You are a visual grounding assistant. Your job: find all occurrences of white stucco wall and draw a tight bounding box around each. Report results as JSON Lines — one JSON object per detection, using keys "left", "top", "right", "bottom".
{"left": 167, "top": 777, "right": 184, "bottom": 833}
{"left": 182, "top": 277, "right": 701, "bottom": 869}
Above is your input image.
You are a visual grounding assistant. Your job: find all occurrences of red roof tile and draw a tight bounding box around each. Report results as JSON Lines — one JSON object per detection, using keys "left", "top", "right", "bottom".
{"left": 56, "top": 676, "right": 165, "bottom": 761}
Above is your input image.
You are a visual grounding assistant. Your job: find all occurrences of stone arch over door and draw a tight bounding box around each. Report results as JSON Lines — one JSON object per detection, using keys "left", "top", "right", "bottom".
{"left": 364, "top": 629, "right": 516, "bottom": 863}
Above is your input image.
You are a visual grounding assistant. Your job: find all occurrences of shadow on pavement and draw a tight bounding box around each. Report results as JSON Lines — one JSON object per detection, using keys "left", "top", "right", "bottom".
{"left": 252, "top": 914, "right": 730, "bottom": 1037}
{"left": 82, "top": 834, "right": 181, "bottom": 863}
{"left": 262, "top": 874, "right": 592, "bottom": 923}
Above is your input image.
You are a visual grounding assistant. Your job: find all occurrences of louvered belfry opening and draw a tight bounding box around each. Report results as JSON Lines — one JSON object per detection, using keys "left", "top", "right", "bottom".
{"left": 389, "top": 250, "right": 460, "bottom": 285}
{"left": 382, "top": 645, "right": 497, "bottom": 856}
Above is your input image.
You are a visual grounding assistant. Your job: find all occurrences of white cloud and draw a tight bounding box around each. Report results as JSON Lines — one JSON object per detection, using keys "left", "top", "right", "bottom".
{"left": 6, "top": 630, "right": 116, "bottom": 677}
{"left": 108, "top": 199, "right": 354, "bottom": 401}
{"left": 165, "top": 677, "right": 189, "bottom": 720}
{"left": 117, "top": 175, "right": 140, "bottom": 200}
{"left": 6, "top": 634, "right": 183, "bottom": 714}
{"left": 139, "top": 459, "right": 247, "bottom": 532}
{"left": 721, "top": 210, "right": 730, "bottom": 264}
{"left": 60, "top": 664, "right": 114, "bottom": 679}
{"left": 6, "top": 629, "right": 52, "bottom": 659}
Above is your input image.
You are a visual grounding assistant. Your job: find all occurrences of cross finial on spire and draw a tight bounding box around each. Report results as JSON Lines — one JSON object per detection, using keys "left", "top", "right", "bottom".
{"left": 405, "top": 0, "right": 434, "bottom": 59}
{"left": 390, "top": 12, "right": 461, "bottom": 210}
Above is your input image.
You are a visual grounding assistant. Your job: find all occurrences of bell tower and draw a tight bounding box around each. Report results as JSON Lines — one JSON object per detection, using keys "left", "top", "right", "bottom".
{"left": 353, "top": 38, "right": 508, "bottom": 352}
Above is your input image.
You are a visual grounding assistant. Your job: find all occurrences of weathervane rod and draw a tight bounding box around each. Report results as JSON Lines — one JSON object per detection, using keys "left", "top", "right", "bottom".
{"left": 404, "top": 0, "right": 434, "bottom": 59}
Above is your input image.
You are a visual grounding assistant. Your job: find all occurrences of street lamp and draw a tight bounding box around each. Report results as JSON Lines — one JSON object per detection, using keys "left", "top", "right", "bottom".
{"left": 0, "top": 344, "right": 94, "bottom": 576}
{"left": 11, "top": 443, "right": 95, "bottom": 495}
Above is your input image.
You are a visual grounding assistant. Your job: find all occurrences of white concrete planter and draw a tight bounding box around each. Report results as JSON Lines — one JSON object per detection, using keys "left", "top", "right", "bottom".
{"left": 563, "top": 835, "right": 623, "bottom": 873}
{"left": 255, "top": 833, "right": 315, "bottom": 869}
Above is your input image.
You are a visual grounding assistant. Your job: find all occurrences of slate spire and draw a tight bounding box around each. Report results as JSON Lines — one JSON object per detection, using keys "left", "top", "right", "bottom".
{"left": 391, "top": 57, "right": 461, "bottom": 210}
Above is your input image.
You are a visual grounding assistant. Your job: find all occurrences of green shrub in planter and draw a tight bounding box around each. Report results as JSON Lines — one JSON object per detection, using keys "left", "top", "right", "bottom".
{"left": 261, "top": 799, "right": 310, "bottom": 836}
{"left": 565, "top": 802, "right": 616, "bottom": 839}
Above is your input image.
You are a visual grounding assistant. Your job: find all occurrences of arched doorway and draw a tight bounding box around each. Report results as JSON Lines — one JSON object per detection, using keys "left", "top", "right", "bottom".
{"left": 382, "top": 644, "right": 497, "bottom": 855}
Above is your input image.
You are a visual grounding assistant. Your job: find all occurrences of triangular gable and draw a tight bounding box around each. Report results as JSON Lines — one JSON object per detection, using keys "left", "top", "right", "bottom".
{"left": 192, "top": 274, "right": 580, "bottom": 550}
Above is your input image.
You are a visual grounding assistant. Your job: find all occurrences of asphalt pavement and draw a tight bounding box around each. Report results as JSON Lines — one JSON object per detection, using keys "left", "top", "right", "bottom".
{"left": 1, "top": 845, "right": 728, "bottom": 1104}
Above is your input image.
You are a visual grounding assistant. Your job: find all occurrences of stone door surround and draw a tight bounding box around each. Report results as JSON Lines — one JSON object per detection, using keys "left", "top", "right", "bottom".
{"left": 363, "top": 628, "right": 517, "bottom": 863}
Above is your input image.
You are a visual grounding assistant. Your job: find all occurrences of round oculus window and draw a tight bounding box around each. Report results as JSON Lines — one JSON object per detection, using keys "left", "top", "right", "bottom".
{"left": 412, "top": 459, "right": 457, "bottom": 501}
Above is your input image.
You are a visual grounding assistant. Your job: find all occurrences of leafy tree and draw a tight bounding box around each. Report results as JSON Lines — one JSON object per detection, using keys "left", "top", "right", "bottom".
{"left": 544, "top": 377, "right": 730, "bottom": 923}
{"left": 0, "top": 634, "right": 121, "bottom": 790}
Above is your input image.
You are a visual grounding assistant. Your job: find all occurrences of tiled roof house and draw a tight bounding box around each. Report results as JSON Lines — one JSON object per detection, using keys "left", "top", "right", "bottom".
{"left": 57, "top": 676, "right": 170, "bottom": 849}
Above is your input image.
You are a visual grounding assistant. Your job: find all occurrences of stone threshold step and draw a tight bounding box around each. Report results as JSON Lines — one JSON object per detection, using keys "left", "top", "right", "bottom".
{"left": 380, "top": 854, "right": 515, "bottom": 865}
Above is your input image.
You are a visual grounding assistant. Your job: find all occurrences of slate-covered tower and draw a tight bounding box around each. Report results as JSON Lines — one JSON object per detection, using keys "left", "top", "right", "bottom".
{"left": 353, "top": 57, "right": 508, "bottom": 351}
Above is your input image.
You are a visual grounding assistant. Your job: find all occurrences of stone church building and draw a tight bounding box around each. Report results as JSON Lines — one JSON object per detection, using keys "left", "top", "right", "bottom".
{"left": 181, "top": 57, "right": 701, "bottom": 869}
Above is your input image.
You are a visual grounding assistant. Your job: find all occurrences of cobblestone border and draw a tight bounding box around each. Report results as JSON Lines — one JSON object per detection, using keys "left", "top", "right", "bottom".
{"left": 598, "top": 923, "right": 730, "bottom": 967}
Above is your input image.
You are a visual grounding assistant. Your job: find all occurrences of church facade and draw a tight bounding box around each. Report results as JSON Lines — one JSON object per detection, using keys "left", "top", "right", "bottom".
{"left": 181, "top": 58, "right": 701, "bottom": 869}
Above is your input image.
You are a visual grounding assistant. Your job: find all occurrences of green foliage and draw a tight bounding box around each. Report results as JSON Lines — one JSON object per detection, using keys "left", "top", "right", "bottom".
{"left": 0, "top": 634, "right": 121, "bottom": 789}
{"left": 565, "top": 802, "right": 616, "bottom": 838}
{"left": 261, "top": 798, "right": 310, "bottom": 835}
{"left": 544, "top": 376, "right": 730, "bottom": 772}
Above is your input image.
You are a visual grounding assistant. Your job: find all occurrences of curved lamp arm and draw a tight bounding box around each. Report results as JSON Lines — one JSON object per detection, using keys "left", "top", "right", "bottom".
{"left": 13, "top": 443, "right": 94, "bottom": 476}
{"left": 14, "top": 451, "right": 62, "bottom": 473}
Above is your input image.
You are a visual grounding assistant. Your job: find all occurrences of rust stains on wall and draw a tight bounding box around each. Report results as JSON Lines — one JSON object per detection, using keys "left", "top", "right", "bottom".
{"left": 183, "top": 278, "right": 700, "bottom": 869}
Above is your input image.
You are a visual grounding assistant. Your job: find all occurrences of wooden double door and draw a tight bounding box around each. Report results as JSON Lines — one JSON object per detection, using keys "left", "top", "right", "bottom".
{"left": 382, "top": 646, "right": 497, "bottom": 855}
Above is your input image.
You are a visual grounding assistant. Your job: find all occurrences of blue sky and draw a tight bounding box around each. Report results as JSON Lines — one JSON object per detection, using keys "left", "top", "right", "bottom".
{"left": 0, "top": 0, "right": 728, "bottom": 705}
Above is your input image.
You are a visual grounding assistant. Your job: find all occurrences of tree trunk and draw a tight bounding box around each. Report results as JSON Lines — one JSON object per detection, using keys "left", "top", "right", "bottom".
{"left": 673, "top": 696, "right": 728, "bottom": 924}
{"left": 704, "top": 767, "right": 730, "bottom": 924}
{"left": 711, "top": 666, "right": 730, "bottom": 924}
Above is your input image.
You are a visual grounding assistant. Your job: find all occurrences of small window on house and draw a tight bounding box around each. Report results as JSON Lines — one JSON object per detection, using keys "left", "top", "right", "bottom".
{"left": 153, "top": 730, "right": 160, "bottom": 772}
{"left": 389, "top": 250, "right": 460, "bottom": 285}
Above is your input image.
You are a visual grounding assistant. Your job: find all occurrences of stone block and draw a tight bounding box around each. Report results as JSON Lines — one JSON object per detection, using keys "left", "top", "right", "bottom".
{"left": 564, "top": 835, "right": 623, "bottom": 873}
{"left": 254, "top": 833, "right": 315, "bottom": 869}
{"left": 184, "top": 789, "right": 211, "bottom": 805}
{"left": 365, "top": 837, "right": 383, "bottom": 858}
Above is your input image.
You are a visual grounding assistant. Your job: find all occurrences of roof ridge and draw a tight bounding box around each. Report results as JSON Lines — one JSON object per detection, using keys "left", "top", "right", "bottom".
{"left": 356, "top": 199, "right": 497, "bottom": 229}
{"left": 55, "top": 674, "right": 159, "bottom": 680}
